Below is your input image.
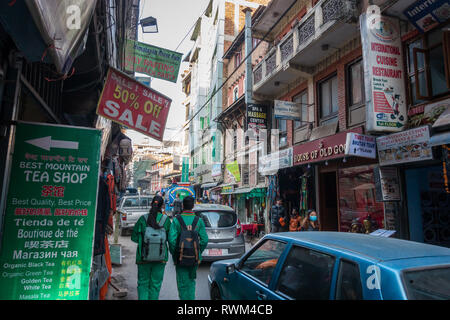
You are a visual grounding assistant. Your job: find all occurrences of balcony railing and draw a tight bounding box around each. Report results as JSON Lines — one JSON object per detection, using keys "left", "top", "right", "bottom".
{"left": 253, "top": 0, "right": 357, "bottom": 93}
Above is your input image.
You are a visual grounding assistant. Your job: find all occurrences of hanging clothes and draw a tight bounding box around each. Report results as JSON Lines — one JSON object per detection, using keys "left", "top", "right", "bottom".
{"left": 106, "top": 173, "right": 116, "bottom": 226}
{"left": 299, "top": 176, "right": 308, "bottom": 214}
{"left": 99, "top": 236, "right": 112, "bottom": 300}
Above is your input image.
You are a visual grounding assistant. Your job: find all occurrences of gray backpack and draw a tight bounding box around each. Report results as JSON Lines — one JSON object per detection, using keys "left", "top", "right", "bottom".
{"left": 142, "top": 213, "right": 168, "bottom": 262}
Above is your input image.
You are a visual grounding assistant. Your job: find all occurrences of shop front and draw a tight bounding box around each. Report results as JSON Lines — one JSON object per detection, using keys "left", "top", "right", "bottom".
{"left": 293, "top": 127, "right": 386, "bottom": 234}
{"left": 377, "top": 124, "right": 450, "bottom": 248}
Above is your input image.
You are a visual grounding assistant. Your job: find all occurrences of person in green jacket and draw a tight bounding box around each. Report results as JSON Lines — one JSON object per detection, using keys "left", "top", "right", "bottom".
{"left": 131, "top": 195, "right": 171, "bottom": 300}
{"left": 168, "top": 196, "right": 208, "bottom": 300}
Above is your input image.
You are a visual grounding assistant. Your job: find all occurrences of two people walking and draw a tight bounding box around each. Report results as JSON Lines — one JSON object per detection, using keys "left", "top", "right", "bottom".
{"left": 131, "top": 195, "right": 208, "bottom": 300}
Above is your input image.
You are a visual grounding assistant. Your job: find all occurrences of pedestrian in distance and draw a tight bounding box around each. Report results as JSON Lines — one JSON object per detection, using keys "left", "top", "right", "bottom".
{"left": 168, "top": 196, "right": 208, "bottom": 300}
{"left": 171, "top": 192, "right": 183, "bottom": 217}
{"left": 289, "top": 208, "right": 302, "bottom": 232}
{"left": 300, "top": 209, "right": 319, "bottom": 231}
{"left": 131, "top": 195, "right": 171, "bottom": 300}
{"left": 270, "top": 198, "right": 288, "bottom": 233}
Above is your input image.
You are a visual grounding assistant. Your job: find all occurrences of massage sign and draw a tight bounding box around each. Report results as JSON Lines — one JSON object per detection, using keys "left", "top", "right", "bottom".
{"left": 96, "top": 67, "right": 172, "bottom": 141}
{"left": 0, "top": 122, "right": 101, "bottom": 300}
{"left": 360, "top": 11, "right": 408, "bottom": 133}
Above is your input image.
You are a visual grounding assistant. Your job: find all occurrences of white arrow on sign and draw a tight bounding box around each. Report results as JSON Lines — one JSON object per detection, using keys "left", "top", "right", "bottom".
{"left": 25, "top": 136, "right": 79, "bottom": 151}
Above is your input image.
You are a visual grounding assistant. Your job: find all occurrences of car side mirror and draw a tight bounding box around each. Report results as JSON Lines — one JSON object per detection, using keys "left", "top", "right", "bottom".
{"left": 226, "top": 264, "right": 236, "bottom": 274}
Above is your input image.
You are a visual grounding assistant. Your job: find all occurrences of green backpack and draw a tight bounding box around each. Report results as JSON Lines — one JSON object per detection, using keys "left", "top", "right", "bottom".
{"left": 142, "top": 213, "right": 168, "bottom": 262}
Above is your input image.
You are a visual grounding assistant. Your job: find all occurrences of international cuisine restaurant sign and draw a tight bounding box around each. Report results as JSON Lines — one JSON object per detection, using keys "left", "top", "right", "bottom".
{"left": 376, "top": 125, "right": 433, "bottom": 166}
{"left": 360, "top": 13, "right": 408, "bottom": 133}
{"left": 96, "top": 67, "right": 172, "bottom": 141}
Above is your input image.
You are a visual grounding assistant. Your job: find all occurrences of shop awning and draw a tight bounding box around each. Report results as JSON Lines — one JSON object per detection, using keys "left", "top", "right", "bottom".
{"left": 201, "top": 182, "right": 219, "bottom": 189}
{"left": 430, "top": 132, "right": 450, "bottom": 147}
{"left": 232, "top": 187, "right": 254, "bottom": 194}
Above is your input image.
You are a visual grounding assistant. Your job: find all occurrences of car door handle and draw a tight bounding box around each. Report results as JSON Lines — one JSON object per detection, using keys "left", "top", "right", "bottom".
{"left": 256, "top": 291, "right": 267, "bottom": 300}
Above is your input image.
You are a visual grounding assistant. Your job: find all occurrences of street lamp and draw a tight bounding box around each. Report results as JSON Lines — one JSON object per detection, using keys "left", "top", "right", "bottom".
{"left": 140, "top": 16, "right": 158, "bottom": 33}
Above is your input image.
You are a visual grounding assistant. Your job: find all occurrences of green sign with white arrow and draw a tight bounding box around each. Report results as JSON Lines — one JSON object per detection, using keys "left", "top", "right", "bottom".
{"left": 0, "top": 122, "right": 102, "bottom": 300}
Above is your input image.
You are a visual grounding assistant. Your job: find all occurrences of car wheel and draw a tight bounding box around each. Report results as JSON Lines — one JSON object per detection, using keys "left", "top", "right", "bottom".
{"left": 210, "top": 284, "right": 222, "bottom": 300}
{"left": 120, "top": 227, "right": 127, "bottom": 236}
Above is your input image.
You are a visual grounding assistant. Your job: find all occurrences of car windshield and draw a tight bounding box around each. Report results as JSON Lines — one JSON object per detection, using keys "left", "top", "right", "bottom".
{"left": 198, "top": 211, "right": 237, "bottom": 228}
{"left": 122, "top": 197, "right": 152, "bottom": 208}
{"left": 403, "top": 267, "right": 450, "bottom": 300}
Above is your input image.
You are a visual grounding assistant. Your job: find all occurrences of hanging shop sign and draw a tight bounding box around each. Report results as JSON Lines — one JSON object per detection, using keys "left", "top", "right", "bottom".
{"left": 373, "top": 166, "right": 401, "bottom": 201}
{"left": 0, "top": 122, "right": 101, "bottom": 300}
{"left": 135, "top": 76, "right": 152, "bottom": 88}
{"left": 408, "top": 97, "right": 450, "bottom": 128}
{"left": 345, "top": 132, "right": 377, "bottom": 159}
{"left": 181, "top": 157, "right": 190, "bottom": 182}
{"left": 293, "top": 127, "right": 363, "bottom": 166}
{"left": 376, "top": 125, "right": 433, "bottom": 166}
{"left": 246, "top": 104, "right": 268, "bottom": 130}
{"left": 259, "top": 147, "right": 293, "bottom": 175}
{"left": 403, "top": 0, "right": 450, "bottom": 33}
{"left": 226, "top": 160, "right": 241, "bottom": 182}
{"left": 221, "top": 185, "right": 235, "bottom": 194}
{"left": 274, "top": 100, "right": 301, "bottom": 120}
{"left": 360, "top": 13, "right": 408, "bottom": 133}
{"left": 124, "top": 39, "right": 183, "bottom": 83}
{"left": 96, "top": 67, "right": 172, "bottom": 142}
{"left": 211, "top": 164, "right": 222, "bottom": 177}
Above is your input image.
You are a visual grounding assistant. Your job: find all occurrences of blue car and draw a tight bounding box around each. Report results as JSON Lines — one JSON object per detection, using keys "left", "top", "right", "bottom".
{"left": 208, "top": 232, "right": 450, "bottom": 300}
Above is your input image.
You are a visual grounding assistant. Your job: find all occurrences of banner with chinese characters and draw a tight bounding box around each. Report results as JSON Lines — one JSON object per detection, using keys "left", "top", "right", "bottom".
{"left": 124, "top": 39, "right": 183, "bottom": 83}
{"left": 360, "top": 13, "right": 408, "bottom": 133}
{"left": 96, "top": 67, "right": 172, "bottom": 142}
{"left": 0, "top": 122, "right": 101, "bottom": 300}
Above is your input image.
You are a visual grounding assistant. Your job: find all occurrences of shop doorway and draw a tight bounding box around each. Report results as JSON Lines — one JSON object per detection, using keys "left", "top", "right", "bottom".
{"left": 320, "top": 171, "right": 338, "bottom": 231}
{"left": 406, "top": 166, "right": 450, "bottom": 248}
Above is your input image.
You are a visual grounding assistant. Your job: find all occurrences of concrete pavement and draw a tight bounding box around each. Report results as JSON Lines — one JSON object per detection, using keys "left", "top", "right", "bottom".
{"left": 105, "top": 233, "right": 256, "bottom": 300}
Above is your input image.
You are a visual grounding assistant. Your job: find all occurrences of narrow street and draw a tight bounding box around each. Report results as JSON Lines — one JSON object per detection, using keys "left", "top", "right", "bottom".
{"left": 106, "top": 232, "right": 254, "bottom": 300}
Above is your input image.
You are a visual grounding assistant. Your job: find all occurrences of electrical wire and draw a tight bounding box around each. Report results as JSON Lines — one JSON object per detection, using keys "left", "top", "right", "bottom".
{"left": 166, "top": 0, "right": 298, "bottom": 142}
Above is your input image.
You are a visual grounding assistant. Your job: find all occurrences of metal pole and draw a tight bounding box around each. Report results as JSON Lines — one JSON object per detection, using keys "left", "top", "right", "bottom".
{"left": 0, "top": 52, "right": 22, "bottom": 248}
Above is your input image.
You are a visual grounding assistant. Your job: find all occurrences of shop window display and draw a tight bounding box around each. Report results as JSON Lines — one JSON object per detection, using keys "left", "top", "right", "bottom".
{"left": 338, "top": 165, "right": 385, "bottom": 233}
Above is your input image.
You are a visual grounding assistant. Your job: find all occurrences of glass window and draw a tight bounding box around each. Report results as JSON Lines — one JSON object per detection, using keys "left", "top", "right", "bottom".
{"left": 348, "top": 60, "right": 364, "bottom": 106}
{"left": 335, "top": 260, "right": 363, "bottom": 300}
{"left": 320, "top": 80, "right": 331, "bottom": 117}
{"left": 338, "top": 165, "right": 385, "bottom": 233}
{"left": 235, "top": 51, "right": 242, "bottom": 69}
{"left": 403, "top": 267, "right": 450, "bottom": 300}
{"left": 276, "top": 245, "right": 335, "bottom": 299}
{"left": 139, "top": 197, "right": 152, "bottom": 208}
{"left": 278, "top": 119, "right": 288, "bottom": 147}
{"left": 123, "top": 198, "right": 139, "bottom": 207}
{"left": 198, "top": 211, "right": 237, "bottom": 228}
{"left": 407, "top": 27, "right": 450, "bottom": 104}
{"left": 319, "top": 74, "right": 338, "bottom": 122}
{"left": 233, "top": 86, "right": 239, "bottom": 102}
{"left": 239, "top": 239, "right": 286, "bottom": 286}
{"left": 293, "top": 91, "right": 308, "bottom": 129}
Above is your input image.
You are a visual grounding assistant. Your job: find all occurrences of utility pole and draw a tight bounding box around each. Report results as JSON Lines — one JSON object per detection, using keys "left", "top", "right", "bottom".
{"left": 243, "top": 7, "right": 253, "bottom": 106}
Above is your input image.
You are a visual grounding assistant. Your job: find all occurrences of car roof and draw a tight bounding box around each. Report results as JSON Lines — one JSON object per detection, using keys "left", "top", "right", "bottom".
{"left": 268, "top": 232, "right": 450, "bottom": 263}
{"left": 193, "top": 204, "right": 234, "bottom": 212}
{"left": 122, "top": 195, "right": 152, "bottom": 198}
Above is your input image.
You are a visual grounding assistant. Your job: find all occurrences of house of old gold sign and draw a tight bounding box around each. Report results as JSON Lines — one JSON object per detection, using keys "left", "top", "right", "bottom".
{"left": 293, "top": 127, "right": 363, "bottom": 166}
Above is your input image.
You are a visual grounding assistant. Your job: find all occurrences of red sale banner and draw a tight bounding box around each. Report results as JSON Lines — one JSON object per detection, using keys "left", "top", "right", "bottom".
{"left": 96, "top": 67, "right": 172, "bottom": 141}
